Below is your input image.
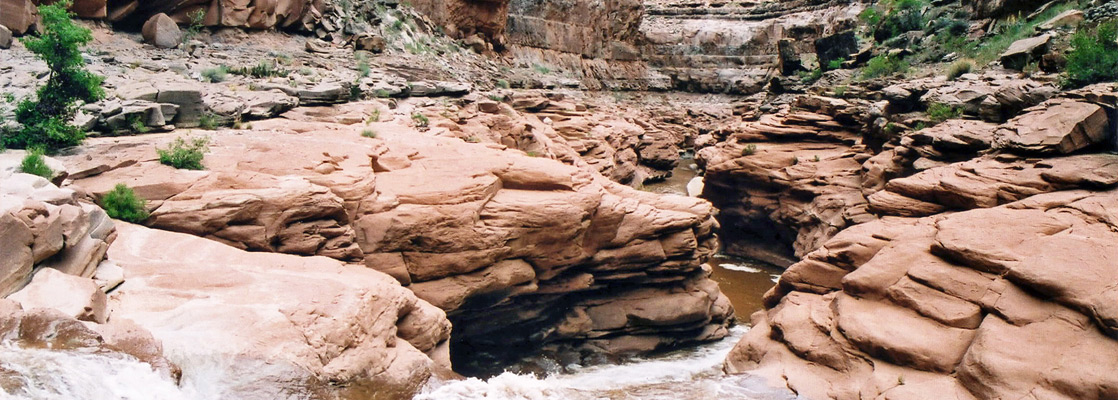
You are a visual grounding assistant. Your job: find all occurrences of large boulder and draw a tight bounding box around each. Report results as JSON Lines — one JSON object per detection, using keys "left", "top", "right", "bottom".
{"left": 141, "top": 13, "right": 182, "bottom": 49}
{"left": 0, "top": 0, "right": 36, "bottom": 34}
{"left": 7, "top": 268, "right": 108, "bottom": 323}
{"left": 999, "top": 34, "right": 1051, "bottom": 70}
{"left": 994, "top": 100, "right": 1111, "bottom": 154}
{"left": 106, "top": 223, "right": 453, "bottom": 399}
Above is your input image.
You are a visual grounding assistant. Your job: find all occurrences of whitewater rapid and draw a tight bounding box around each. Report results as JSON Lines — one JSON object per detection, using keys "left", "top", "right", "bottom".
{"left": 0, "top": 344, "right": 187, "bottom": 400}
{"left": 415, "top": 325, "right": 798, "bottom": 400}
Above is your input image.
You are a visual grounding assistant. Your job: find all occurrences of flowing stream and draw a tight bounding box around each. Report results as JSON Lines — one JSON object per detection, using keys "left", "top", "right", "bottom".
{"left": 1, "top": 160, "right": 790, "bottom": 400}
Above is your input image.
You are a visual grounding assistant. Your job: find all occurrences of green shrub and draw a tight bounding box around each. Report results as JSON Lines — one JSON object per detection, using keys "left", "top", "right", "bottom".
{"left": 101, "top": 183, "right": 149, "bottom": 223}
{"left": 228, "top": 61, "right": 290, "bottom": 78}
{"left": 946, "top": 59, "right": 974, "bottom": 80}
{"left": 201, "top": 66, "right": 228, "bottom": 83}
{"left": 157, "top": 136, "right": 210, "bottom": 170}
{"left": 366, "top": 109, "right": 381, "bottom": 124}
{"left": 496, "top": 79, "right": 510, "bottom": 89}
{"left": 742, "top": 143, "right": 757, "bottom": 156}
{"left": 375, "top": 89, "right": 392, "bottom": 98}
{"left": 861, "top": 54, "right": 910, "bottom": 79}
{"left": 827, "top": 58, "right": 845, "bottom": 70}
{"left": 872, "top": 0, "right": 927, "bottom": 42}
{"left": 926, "top": 103, "right": 963, "bottom": 122}
{"left": 799, "top": 68, "right": 823, "bottom": 83}
{"left": 532, "top": 63, "right": 551, "bottom": 74}
{"left": 361, "top": 129, "right": 377, "bottom": 138}
{"left": 182, "top": 9, "right": 205, "bottom": 44}
{"left": 4, "top": 1, "right": 104, "bottom": 151}
{"left": 834, "top": 85, "right": 847, "bottom": 97}
{"left": 128, "top": 114, "right": 150, "bottom": 133}
{"left": 198, "top": 112, "right": 218, "bottom": 130}
{"left": 19, "top": 148, "right": 52, "bottom": 179}
{"left": 357, "top": 61, "right": 371, "bottom": 78}
{"left": 412, "top": 113, "right": 429, "bottom": 127}
{"left": 1063, "top": 20, "right": 1118, "bottom": 88}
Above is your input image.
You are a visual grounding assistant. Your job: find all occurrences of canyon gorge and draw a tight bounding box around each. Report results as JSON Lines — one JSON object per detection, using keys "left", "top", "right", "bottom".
{"left": 1, "top": 0, "right": 1117, "bottom": 398}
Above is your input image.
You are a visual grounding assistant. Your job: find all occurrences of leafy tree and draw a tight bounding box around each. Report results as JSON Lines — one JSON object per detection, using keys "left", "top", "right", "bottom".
{"left": 4, "top": 1, "right": 104, "bottom": 151}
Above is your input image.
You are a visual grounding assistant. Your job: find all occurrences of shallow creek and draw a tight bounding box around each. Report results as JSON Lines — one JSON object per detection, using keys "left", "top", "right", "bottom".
{"left": 0, "top": 160, "right": 792, "bottom": 400}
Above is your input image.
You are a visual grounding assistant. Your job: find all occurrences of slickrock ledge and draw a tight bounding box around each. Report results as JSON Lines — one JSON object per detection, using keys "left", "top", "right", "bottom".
{"left": 59, "top": 100, "right": 734, "bottom": 375}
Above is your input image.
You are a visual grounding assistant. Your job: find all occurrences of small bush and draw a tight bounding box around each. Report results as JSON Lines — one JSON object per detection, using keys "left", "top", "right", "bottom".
{"left": 198, "top": 112, "right": 218, "bottom": 130}
{"left": 827, "top": 58, "right": 845, "bottom": 70}
{"left": 532, "top": 64, "right": 551, "bottom": 74}
{"left": 412, "top": 113, "right": 429, "bottom": 127}
{"left": 101, "top": 183, "right": 149, "bottom": 223}
{"left": 495, "top": 79, "right": 510, "bottom": 89}
{"left": 357, "top": 61, "right": 371, "bottom": 78}
{"left": 742, "top": 143, "right": 757, "bottom": 156}
{"left": 228, "top": 61, "right": 290, "bottom": 78}
{"left": 19, "top": 148, "right": 52, "bottom": 179}
{"left": 128, "top": 114, "right": 149, "bottom": 133}
{"left": 181, "top": 9, "right": 205, "bottom": 44}
{"left": 157, "top": 136, "right": 210, "bottom": 170}
{"left": 1063, "top": 20, "right": 1118, "bottom": 88}
{"left": 366, "top": 109, "right": 381, "bottom": 124}
{"left": 946, "top": 59, "right": 974, "bottom": 80}
{"left": 361, "top": 129, "right": 377, "bottom": 138}
{"left": 861, "top": 54, "right": 909, "bottom": 79}
{"left": 201, "top": 66, "right": 228, "bottom": 83}
{"left": 926, "top": 103, "right": 963, "bottom": 122}
{"left": 834, "top": 85, "right": 848, "bottom": 97}
{"left": 872, "top": 0, "right": 927, "bottom": 42}
{"left": 799, "top": 68, "right": 823, "bottom": 83}
{"left": 375, "top": 89, "right": 392, "bottom": 98}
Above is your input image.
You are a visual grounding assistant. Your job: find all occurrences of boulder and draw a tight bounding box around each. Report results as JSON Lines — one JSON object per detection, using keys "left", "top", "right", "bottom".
{"left": 106, "top": 223, "right": 452, "bottom": 399}
{"left": 995, "top": 100, "right": 1110, "bottom": 154}
{"left": 354, "top": 32, "right": 386, "bottom": 53}
{"left": 1037, "top": 9, "right": 1084, "bottom": 31}
{"left": 0, "top": 24, "right": 11, "bottom": 49}
{"left": 7, "top": 268, "right": 108, "bottom": 323}
{"left": 141, "top": 13, "right": 182, "bottom": 49}
{"left": 999, "top": 34, "right": 1051, "bottom": 70}
{"left": 0, "top": 0, "right": 36, "bottom": 35}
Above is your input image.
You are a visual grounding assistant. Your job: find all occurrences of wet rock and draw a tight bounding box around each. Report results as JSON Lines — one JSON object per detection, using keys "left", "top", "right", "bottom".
{"left": 141, "top": 13, "right": 182, "bottom": 49}
{"left": 7, "top": 268, "right": 108, "bottom": 324}
{"left": 107, "top": 223, "right": 451, "bottom": 399}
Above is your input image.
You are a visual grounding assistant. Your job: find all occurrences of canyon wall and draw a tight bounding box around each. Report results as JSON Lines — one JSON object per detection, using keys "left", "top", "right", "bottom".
{"left": 713, "top": 75, "right": 1118, "bottom": 398}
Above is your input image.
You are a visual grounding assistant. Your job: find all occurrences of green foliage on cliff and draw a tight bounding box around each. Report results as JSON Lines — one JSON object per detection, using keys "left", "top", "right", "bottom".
{"left": 926, "top": 103, "right": 963, "bottom": 122}
{"left": 1063, "top": 20, "right": 1118, "bottom": 88}
{"left": 867, "top": 0, "right": 928, "bottom": 42}
{"left": 861, "top": 54, "right": 909, "bottom": 79}
{"left": 19, "top": 148, "right": 52, "bottom": 179}
{"left": 3, "top": 1, "right": 104, "bottom": 152}
{"left": 101, "top": 184, "right": 150, "bottom": 223}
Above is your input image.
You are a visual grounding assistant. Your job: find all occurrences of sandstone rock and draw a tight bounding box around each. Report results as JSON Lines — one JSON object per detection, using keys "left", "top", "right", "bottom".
{"left": 7, "top": 268, "right": 108, "bottom": 323}
{"left": 142, "top": 14, "right": 182, "bottom": 49}
{"left": 0, "top": 24, "right": 11, "bottom": 49}
{"left": 155, "top": 83, "right": 204, "bottom": 127}
{"left": 107, "top": 223, "right": 452, "bottom": 399}
{"left": 994, "top": 100, "right": 1110, "bottom": 154}
{"left": 354, "top": 32, "right": 385, "bottom": 53}
{"left": 0, "top": 0, "right": 36, "bottom": 35}
{"left": 1037, "top": 9, "right": 1084, "bottom": 31}
{"left": 999, "top": 34, "right": 1051, "bottom": 70}
{"left": 726, "top": 187, "right": 1118, "bottom": 399}
{"left": 815, "top": 31, "right": 857, "bottom": 72}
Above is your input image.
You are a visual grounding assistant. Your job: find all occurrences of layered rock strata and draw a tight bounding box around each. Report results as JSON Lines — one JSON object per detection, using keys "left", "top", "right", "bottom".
{"left": 60, "top": 99, "right": 734, "bottom": 375}
{"left": 720, "top": 82, "right": 1118, "bottom": 399}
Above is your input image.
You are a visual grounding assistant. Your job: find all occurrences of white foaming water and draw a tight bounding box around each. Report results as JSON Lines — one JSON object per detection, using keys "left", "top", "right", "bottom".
{"left": 0, "top": 345, "right": 190, "bottom": 400}
{"left": 718, "top": 263, "right": 764, "bottom": 273}
{"left": 415, "top": 326, "right": 800, "bottom": 400}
